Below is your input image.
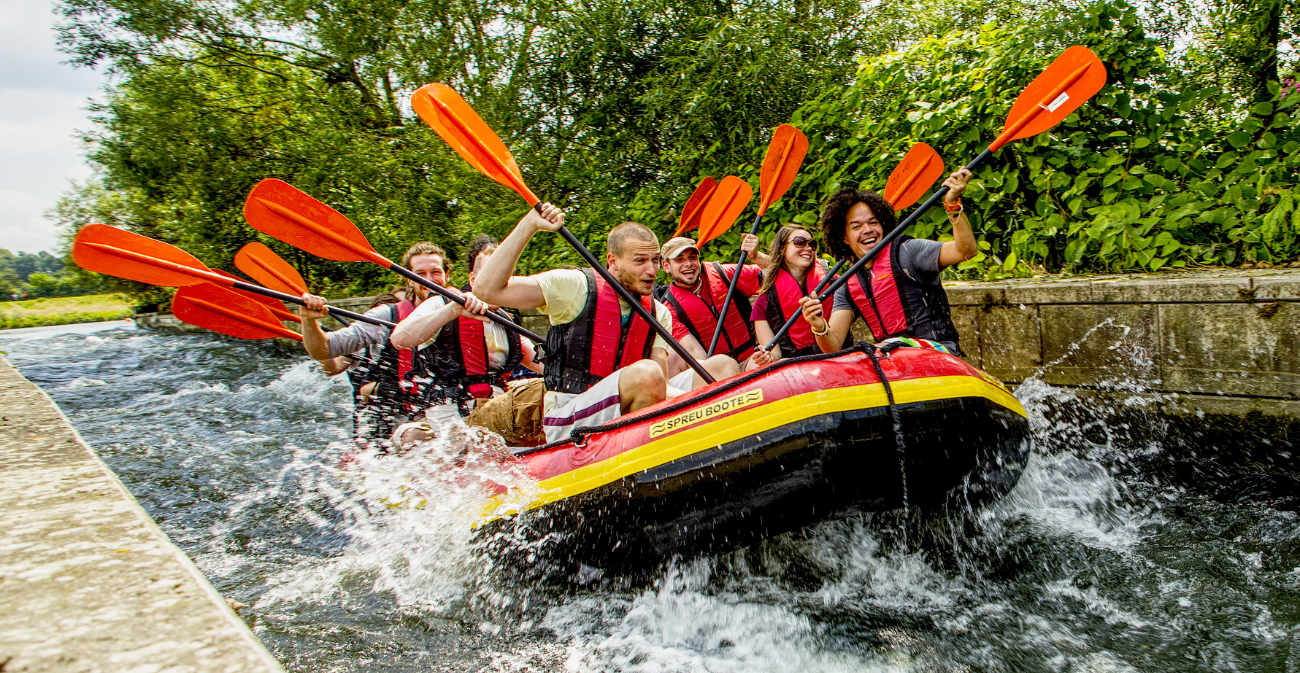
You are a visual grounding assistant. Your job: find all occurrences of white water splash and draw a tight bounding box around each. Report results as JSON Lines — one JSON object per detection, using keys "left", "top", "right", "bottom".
{"left": 543, "top": 560, "right": 899, "bottom": 673}
{"left": 251, "top": 418, "right": 548, "bottom": 617}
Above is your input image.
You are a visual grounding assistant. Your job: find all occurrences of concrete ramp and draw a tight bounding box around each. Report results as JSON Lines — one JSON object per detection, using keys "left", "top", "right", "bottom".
{"left": 0, "top": 356, "right": 284, "bottom": 673}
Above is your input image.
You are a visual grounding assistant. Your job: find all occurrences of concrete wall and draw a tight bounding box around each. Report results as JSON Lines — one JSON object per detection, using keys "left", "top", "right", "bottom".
{"left": 936, "top": 268, "right": 1299, "bottom": 417}
{"left": 0, "top": 357, "right": 285, "bottom": 673}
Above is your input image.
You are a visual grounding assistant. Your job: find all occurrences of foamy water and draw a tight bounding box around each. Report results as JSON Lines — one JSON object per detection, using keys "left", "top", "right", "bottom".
{"left": 3, "top": 321, "right": 1296, "bottom": 672}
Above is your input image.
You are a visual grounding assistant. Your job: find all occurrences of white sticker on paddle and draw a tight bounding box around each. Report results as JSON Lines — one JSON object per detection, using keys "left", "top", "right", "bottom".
{"left": 1041, "top": 92, "right": 1070, "bottom": 112}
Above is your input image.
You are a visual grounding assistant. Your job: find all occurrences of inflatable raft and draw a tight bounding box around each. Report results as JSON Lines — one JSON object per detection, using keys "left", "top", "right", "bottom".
{"left": 477, "top": 339, "right": 1031, "bottom": 569}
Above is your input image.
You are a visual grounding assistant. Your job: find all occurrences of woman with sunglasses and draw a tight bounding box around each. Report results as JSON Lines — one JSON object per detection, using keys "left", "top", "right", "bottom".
{"left": 749, "top": 226, "right": 843, "bottom": 366}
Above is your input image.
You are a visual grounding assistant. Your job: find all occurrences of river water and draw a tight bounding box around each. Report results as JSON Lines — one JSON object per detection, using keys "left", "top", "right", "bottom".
{"left": 3, "top": 321, "right": 1298, "bottom": 672}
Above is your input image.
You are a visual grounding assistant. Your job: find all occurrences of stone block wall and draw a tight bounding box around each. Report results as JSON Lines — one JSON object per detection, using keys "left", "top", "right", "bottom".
{"left": 929, "top": 269, "right": 1299, "bottom": 417}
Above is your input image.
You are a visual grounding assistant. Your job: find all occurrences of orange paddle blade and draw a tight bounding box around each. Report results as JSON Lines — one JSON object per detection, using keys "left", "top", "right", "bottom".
{"left": 757, "top": 124, "right": 809, "bottom": 215}
{"left": 412, "top": 83, "right": 539, "bottom": 206}
{"left": 73, "top": 223, "right": 217, "bottom": 288}
{"left": 243, "top": 179, "right": 390, "bottom": 266}
{"left": 173, "top": 284, "right": 303, "bottom": 341}
{"left": 883, "top": 143, "right": 944, "bottom": 210}
{"left": 673, "top": 177, "right": 718, "bottom": 238}
{"left": 990, "top": 45, "right": 1106, "bottom": 152}
{"left": 235, "top": 242, "right": 309, "bottom": 295}
{"left": 210, "top": 269, "right": 301, "bottom": 323}
{"left": 696, "top": 176, "right": 753, "bottom": 248}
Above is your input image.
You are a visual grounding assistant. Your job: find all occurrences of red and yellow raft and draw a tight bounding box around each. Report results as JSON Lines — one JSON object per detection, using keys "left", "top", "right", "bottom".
{"left": 476, "top": 340, "right": 1031, "bottom": 567}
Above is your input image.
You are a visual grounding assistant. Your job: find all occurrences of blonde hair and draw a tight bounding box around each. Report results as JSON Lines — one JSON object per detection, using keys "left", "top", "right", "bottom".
{"left": 606, "top": 222, "right": 659, "bottom": 257}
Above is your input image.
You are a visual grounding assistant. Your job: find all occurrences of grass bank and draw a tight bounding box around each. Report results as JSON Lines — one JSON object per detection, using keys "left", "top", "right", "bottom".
{"left": 0, "top": 294, "right": 134, "bottom": 329}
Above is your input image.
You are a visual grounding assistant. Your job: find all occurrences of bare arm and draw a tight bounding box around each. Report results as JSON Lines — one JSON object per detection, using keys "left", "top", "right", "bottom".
{"left": 299, "top": 293, "right": 331, "bottom": 361}
{"left": 319, "top": 356, "right": 351, "bottom": 376}
{"left": 474, "top": 203, "right": 565, "bottom": 309}
{"left": 818, "top": 308, "right": 855, "bottom": 353}
{"left": 388, "top": 292, "right": 492, "bottom": 350}
{"left": 389, "top": 299, "right": 457, "bottom": 350}
{"left": 937, "top": 168, "right": 978, "bottom": 269}
{"left": 750, "top": 319, "right": 782, "bottom": 366}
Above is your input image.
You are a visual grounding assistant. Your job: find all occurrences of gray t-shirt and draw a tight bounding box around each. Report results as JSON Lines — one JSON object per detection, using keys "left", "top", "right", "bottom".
{"left": 833, "top": 238, "right": 943, "bottom": 313}
{"left": 326, "top": 304, "right": 396, "bottom": 358}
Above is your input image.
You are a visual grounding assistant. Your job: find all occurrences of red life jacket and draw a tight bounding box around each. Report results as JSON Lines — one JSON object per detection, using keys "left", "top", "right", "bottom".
{"left": 426, "top": 286, "right": 526, "bottom": 402}
{"left": 662, "top": 262, "right": 756, "bottom": 361}
{"left": 392, "top": 300, "right": 425, "bottom": 403}
{"left": 543, "top": 269, "right": 658, "bottom": 394}
{"left": 843, "top": 236, "right": 962, "bottom": 353}
{"left": 847, "top": 241, "right": 909, "bottom": 340}
{"left": 763, "top": 262, "right": 834, "bottom": 355}
{"left": 366, "top": 299, "right": 448, "bottom": 415}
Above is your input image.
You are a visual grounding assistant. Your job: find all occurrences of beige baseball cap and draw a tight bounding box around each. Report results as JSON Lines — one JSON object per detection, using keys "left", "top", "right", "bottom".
{"left": 661, "top": 237, "right": 699, "bottom": 260}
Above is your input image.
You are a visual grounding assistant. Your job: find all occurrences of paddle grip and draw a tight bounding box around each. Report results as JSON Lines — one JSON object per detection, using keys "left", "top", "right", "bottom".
{"left": 556, "top": 226, "right": 716, "bottom": 384}
{"left": 762, "top": 150, "right": 991, "bottom": 352}
{"left": 706, "top": 212, "right": 763, "bottom": 356}
{"left": 386, "top": 264, "right": 545, "bottom": 343}
{"left": 231, "top": 281, "right": 396, "bottom": 328}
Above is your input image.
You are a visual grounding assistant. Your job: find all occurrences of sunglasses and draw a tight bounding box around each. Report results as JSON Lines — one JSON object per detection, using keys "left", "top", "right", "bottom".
{"left": 789, "top": 235, "right": 817, "bottom": 249}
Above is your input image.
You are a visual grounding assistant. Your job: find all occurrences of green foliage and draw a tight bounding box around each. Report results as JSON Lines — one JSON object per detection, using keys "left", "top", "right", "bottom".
{"left": 778, "top": 0, "right": 1300, "bottom": 278}
{"left": 53, "top": 0, "right": 1299, "bottom": 293}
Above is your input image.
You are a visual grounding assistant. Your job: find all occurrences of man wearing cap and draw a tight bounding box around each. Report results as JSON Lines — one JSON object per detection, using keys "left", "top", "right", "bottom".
{"left": 659, "top": 233, "right": 769, "bottom": 374}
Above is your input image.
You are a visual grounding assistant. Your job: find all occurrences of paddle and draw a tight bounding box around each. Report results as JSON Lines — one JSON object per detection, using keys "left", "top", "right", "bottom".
{"left": 694, "top": 176, "right": 753, "bottom": 250}
{"left": 209, "top": 269, "right": 301, "bottom": 323}
{"left": 71, "top": 224, "right": 394, "bottom": 328}
{"left": 763, "top": 45, "right": 1106, "bottom": 354}
{"left": 412, "top": 82, "right": 716, "bottom": 383}
{"left": 242, "top": 179, "right": 543, "bottom": 344}
{"left": 234, "top": 241, "right": 309, "bottom": 296}
{"left": 671, "top": 177, "right": 718, "bottom": 239}
{"left": 705, "top": 125, "right": 808, "bottom": 355}
{"left": 236, "top": 241, "right": 363, "bottom": 328}
{"left": 173, "top": 283, "right": 305, "bottom": 341}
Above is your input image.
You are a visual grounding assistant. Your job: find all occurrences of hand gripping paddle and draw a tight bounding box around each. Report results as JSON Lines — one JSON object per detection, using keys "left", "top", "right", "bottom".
{"left": 763, "top": 46, "right": 1106, "bottom": 354}
{"left": 412, "top": 82, "right": 716, "bottom": 383}
{"left": 71, "top": 224, "right": 393, "bottom": 328}
{"left": 706, "top": 124, "right": 808, "bottom": 355}
{"left": 242, "top": 179, "right": 544, "bottom": 344}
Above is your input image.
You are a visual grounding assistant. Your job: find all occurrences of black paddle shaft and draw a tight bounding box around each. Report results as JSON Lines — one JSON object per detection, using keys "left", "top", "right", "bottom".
{"left": 706, "top": 211, "right": 763, "bottom": 356}
{"left": 761, "top": 149, "right": 992, "bottom": 352}
{"left": 230, "top": 280, "right": 395, "bottom": 328}
{"left": 387, "top": 264, "right": 546, "bottom": 343}
{"left": 554, "top": 224, "right": 716, "bottom": 384}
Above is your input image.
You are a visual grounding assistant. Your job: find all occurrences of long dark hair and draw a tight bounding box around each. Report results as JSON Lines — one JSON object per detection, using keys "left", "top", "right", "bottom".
{"left": 819, "top": 187, "right": 897, "bottom": 261}
{"left": 757, "top": 225, "right": 813, "bottom": 297}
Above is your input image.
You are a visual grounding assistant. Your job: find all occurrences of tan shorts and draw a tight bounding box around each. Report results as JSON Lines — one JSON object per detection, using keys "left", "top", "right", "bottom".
{"left": 465, "top": 378, "right": 546, "bottom": 447}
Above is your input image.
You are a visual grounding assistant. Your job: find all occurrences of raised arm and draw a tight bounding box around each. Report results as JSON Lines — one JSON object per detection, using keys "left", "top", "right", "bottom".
{"left": 937, "top": 168, "right": 978, "bottom": 269}
{"left": 474, "top": 203, "right": 565, "bottom": 309}
{"left": 299, "top": 293, "right": 333, "bottom": 361}
{"left": 388, "top": 292, "right": 490, "bottom": 349}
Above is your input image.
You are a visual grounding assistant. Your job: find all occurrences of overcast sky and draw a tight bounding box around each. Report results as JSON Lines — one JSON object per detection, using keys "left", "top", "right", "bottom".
{"left": 1, "top": 0, "right": 105, "bottom": 254}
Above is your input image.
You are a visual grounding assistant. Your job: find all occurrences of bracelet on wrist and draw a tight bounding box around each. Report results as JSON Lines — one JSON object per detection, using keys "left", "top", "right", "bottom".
{"left": 810, "top": 320, "right": 829, "bottom": 336}
{"left": 944, "top": 199, "right": 963, "bottom": 213}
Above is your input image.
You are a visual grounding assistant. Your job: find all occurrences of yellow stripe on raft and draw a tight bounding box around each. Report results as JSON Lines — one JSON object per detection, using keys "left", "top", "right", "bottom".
{"left": 479, "top": 373, "right": 1026, "bottom": 523}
